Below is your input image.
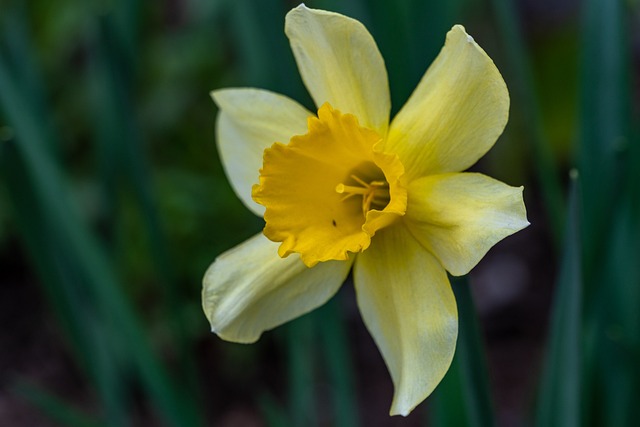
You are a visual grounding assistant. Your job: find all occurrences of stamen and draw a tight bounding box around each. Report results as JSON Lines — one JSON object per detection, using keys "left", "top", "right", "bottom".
{"left": 350, "top": 175, "right": 369, "bottom": 187}
{"left": 335, "top": 174, "right": 390, "bottom": 214}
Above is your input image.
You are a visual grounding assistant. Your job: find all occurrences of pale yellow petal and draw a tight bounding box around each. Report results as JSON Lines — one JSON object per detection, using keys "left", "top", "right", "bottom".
{"left": 285, "top": 4, "right": 390, "bottom": 135}
{"left": 354, "top": 224, "right": 457, "bottom": 416}
{"left": 405, "top": 172, "right": 529, "bottom": 276}
{"left": 202, "top": 233, "right": 352, "bottom": 343}
{"left": 386, "top": 25, "right": 509, "bottom": 179}
{"left": 212, "top": 88, "right": 312, "bottom": 216}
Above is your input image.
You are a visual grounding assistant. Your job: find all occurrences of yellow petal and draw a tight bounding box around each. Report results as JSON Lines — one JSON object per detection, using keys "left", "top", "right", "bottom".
{"left": 353, "top": 223, "right": 457, "bottom": 416}
{"left": 212, "top": 88, "right": 312, "bottom": 216}
{"left": 285, "top": 4, "right": 390, "bottom": 135}
{"left": 252, "top": 104, "right": 406, "bottom": 267}
{"left": 386, "top": 25, "right": 509, "bottom": 179}
{"left": 405, "top": 172, "right": 529, "bottom": 276}
{"left": 202, "top": 233, "right": 351, "bottom": 343}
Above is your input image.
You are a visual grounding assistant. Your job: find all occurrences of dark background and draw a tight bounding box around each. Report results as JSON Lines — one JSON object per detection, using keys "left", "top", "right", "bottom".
{"left": 1, "top": 0, "right": 639, "bottom": 426}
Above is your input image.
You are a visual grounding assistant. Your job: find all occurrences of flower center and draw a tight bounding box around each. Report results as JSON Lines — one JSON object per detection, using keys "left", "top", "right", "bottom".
{"left": 336, "top": 162, "right": 390, "bottom": 214}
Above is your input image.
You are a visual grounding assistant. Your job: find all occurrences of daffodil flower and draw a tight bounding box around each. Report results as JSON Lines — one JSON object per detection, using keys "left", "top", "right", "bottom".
{"left": 203, "top": 4, "right": 529, "bottom": 416}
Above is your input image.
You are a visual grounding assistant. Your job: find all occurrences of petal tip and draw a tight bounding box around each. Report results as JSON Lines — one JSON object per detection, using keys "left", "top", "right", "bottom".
{"left": 210, "top": 88, "right": 237, "bottom": 107}
{"left": 449, "top": 24, "right": 481, "bottom": 49}
{"left": 388, "top": 393, "right": 424, "bottom": 417}
{"left": 450, "top": 24, "right": 475, "bottom": 43}
{"left": 452, "top": 23, "right": 466, "bottom": 30}
{"left": 287, "top": 2, "right": 311, "bottom": 20}
{"left": 389, "top": 402, "right": 411, "bottom": 417}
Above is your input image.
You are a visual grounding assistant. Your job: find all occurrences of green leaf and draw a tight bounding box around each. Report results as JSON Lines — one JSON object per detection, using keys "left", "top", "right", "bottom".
{"left": 0, "top": 16, "right": 201, "bottom": 427}
{"left": 285, "top": 314, "right": 318, "bottom": 427}
{"left": 87, "top": 10, "right": 202, "bottom": 408}
{"left": 577, "top": 0, "right": 629, "bottom": 284}
{"left": 317, "top": 295, "right": 360, "bottom": 427}
{"left": 535, "top": 172, "right": 582, "bottom": 427}
{"left": 577, "top": 1, "right": 636, "bottom": 425}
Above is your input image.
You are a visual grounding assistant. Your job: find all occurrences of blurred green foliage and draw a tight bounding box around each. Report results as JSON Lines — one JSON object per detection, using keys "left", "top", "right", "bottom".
{"left": 1, "top": 0, "right": 639, "bottom": 426}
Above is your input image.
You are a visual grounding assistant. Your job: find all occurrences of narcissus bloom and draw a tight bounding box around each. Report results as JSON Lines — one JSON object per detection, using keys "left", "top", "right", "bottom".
{"left": 203, "top": 4, "right": 528, "bottom": 416}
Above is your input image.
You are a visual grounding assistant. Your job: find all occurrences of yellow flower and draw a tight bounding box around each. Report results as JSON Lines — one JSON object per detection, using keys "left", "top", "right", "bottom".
{"left": 203, "top": 4, "right": 529, "bottom": 416}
